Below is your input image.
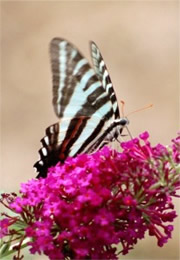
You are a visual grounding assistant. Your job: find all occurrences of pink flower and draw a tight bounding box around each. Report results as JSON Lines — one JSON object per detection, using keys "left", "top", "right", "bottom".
{"left": 94, "top": 208, "right": 114, "bottom": 226}
{"left": 0, "top": 132, "right": 179, "bottom": 259}
{"left": 0, "top": 219, "right": 10, "bottom": 238}
{"left": 123, "top": 195, "right": 137, "bottom": 206}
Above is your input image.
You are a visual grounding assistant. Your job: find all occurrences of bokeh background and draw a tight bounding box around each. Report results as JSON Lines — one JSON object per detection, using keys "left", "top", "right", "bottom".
{"left": 1, "top": 1, "right": 179, "bottom": 259}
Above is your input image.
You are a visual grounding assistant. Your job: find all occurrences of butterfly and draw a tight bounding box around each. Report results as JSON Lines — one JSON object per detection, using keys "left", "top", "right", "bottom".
{"left": 34, "top": 38, "right": 129, "bottom": 178}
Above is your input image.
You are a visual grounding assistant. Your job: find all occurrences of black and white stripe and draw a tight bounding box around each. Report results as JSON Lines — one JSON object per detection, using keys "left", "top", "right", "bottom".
{"left": 34, "top": 38, "right": 129, "bottom": 178}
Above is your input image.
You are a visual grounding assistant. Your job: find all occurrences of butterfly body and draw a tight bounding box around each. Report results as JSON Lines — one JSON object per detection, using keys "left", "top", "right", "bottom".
{"left": 34, "top": 38, "right": 129, "bottom": 178}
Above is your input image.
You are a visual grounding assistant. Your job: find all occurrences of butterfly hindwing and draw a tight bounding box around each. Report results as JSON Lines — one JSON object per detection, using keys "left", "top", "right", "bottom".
{"left": 35, "top": 116, "right": 90, "bottom": 177}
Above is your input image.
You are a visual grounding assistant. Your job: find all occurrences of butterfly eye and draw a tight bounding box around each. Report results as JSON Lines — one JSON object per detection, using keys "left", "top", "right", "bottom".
{"left": 120, "top": 118, "right": 128, "bottom": 126}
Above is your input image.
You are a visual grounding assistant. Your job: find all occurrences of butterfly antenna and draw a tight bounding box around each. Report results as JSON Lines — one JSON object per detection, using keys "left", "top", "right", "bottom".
{"left": 126, "top": 104, "right": 153, "bottom": 117}
{"left": 123, "top": 103, "right": 153, "bottom": 139}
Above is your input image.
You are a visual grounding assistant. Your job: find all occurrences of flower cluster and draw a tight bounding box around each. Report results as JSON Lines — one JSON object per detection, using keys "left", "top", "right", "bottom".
{"left": 0, "top": 132, "right": 179, "bottom": 260}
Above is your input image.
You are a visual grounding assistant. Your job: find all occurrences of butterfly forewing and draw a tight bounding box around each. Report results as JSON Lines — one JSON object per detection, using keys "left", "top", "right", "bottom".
{"left": 50, "top": 38, "right": 113, "bottom": 119}
{"left": 90, "top": 42, "right": 120, "bottom": 119}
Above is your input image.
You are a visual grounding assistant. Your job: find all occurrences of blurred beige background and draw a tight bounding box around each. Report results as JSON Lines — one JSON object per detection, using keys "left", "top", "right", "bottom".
{"left": 1, "top": 1, "right": 179, "bottom": 260}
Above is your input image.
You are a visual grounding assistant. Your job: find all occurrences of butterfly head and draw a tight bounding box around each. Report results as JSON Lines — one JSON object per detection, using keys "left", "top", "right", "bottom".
{"left": 112, "top": 117, "right": 130, "bottom": 141}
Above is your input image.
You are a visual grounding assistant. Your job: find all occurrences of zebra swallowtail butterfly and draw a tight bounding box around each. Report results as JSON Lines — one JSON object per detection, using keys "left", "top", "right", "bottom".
{"left": 34, "top": 38, "right": 129, "bottom": 178}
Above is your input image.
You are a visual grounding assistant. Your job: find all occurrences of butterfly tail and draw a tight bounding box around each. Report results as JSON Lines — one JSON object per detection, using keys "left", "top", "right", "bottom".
{"left": 34, "top": 123, "right": 61, "bottom": 178}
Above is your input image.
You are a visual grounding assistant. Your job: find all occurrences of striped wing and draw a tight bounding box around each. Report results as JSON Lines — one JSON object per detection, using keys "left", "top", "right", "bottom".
{"left": 35, "top": 38, "right": 118, "bottom": 177}
{"left": 50, "top": 38, "right": 115, "bottom": 120}
{"left": 90, "top": 42, "right": 120, "bottom": 119}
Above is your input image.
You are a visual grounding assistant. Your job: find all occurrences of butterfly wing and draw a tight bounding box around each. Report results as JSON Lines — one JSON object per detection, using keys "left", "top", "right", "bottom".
{"left": 51, "top": 38, "right": 113, "bottom": 119}
{"left": 50, "top": 38, "right": 115, "bottom": 153}
{"left": 90, "top": 41, "right": 120, "bottom": 119}
{"left": 34, "top": 38, "right": 116, "bottom": 177}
